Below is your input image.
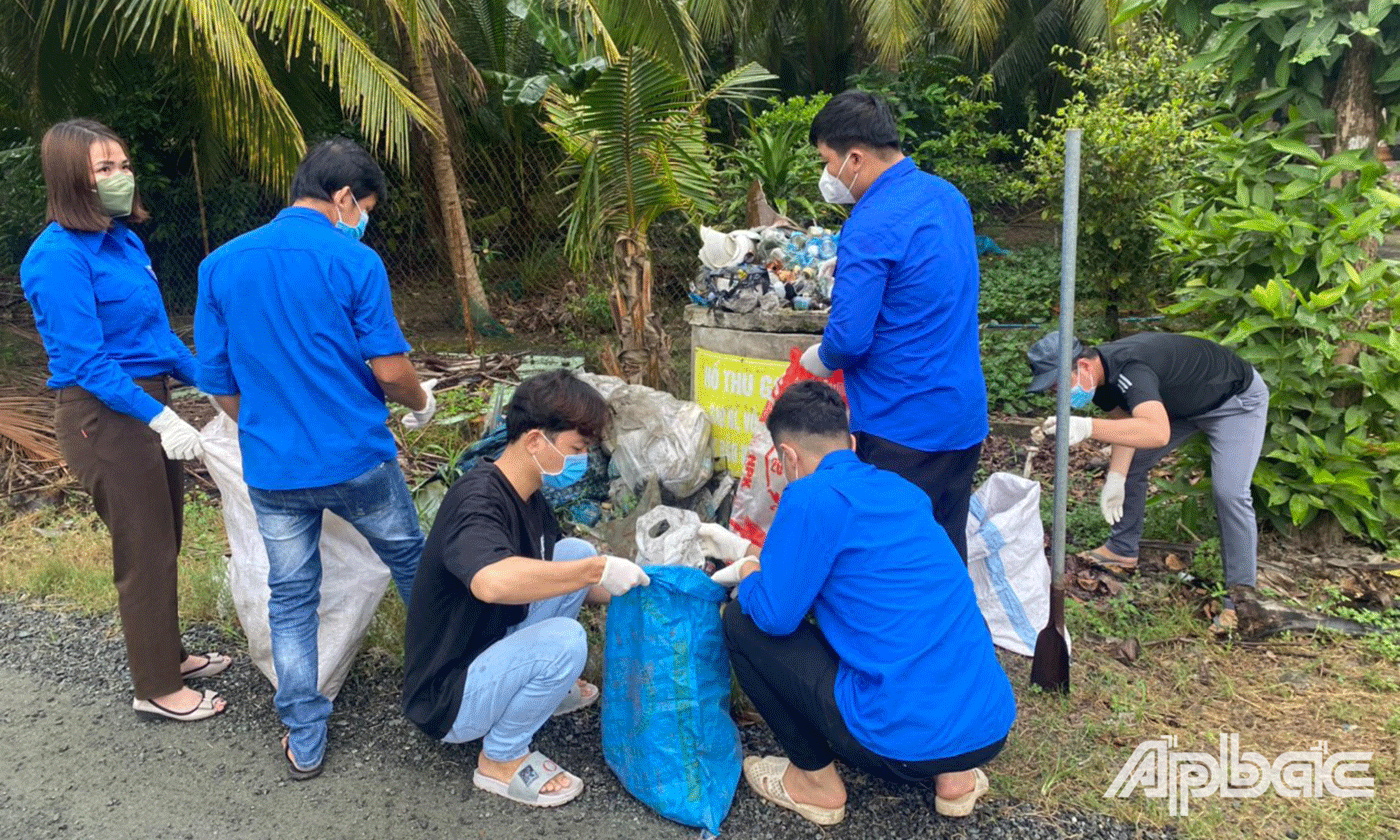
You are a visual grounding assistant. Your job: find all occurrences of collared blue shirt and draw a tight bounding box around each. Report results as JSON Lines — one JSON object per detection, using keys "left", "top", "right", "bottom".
{"left": 195, "top": 207, "right": 412, "bottom": 491}
{"left": 20, "top": 221, "right": 198, "bottom": 422}
{"left": 737, "top": 449, "right": 1016, "bottom": 761}
{"left": 818, "top": 157, "right": 988, "bottom": 452}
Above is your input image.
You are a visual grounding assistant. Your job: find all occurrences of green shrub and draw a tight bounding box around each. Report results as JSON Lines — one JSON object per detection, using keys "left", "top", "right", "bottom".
{"left": 1155, "top": 117, "right": 1400, "bottom": 547}
{"left": 1024, "top": 25, "right": 1224, "bottom": 335}
{"left": 0, "top": 144, "right": 44, "bottom": 276}
{"left": 850, "top": 57, "right": 1026, "bottom": 223}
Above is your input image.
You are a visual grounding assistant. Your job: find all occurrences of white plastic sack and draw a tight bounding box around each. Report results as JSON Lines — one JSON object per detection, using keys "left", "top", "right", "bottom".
{"left": 577, "top": 373, "right": 714, "bottom": 498}
{"left": 965, "top": 472, "right": 1065, "bottom": 657}
{"left": 727, "top": 426, "right": 784, "bottom": 547}
{"left": 201, "top": 411, "right": 391, "bottom": 699}
{"left": 634, "top": 505, "right": 704, "bottom": 569}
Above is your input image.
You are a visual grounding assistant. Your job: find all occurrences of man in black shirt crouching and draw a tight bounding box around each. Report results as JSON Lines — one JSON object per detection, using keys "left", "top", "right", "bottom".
{"left": 401, "top": 370, "right": 651, "bottom": 807}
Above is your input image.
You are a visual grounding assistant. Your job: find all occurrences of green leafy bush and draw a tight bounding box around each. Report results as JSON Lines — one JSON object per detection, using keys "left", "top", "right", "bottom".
{"left": 0, "top": 144, "right": 44, "bottom": 276}
{"left": 1155, "top": 117, "right": 1400, "bottom": 547}
{"left": 851, "top": 57, "right": 1026, "bottom": 222}
{"left": 1024, "top": 25, "right": 1224, "bottom": 334}
{"left": 715, "top": 94, "right": 838, "bottom": 229}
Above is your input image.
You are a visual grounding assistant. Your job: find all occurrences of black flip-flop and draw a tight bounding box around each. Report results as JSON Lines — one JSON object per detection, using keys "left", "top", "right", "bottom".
{"left": 282, "top": 733, "right": 323, "bottom": 781}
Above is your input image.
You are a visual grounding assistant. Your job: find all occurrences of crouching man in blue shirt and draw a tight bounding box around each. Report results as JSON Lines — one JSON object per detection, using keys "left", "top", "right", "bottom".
{"left": 704, "top": 381, "right": 1015, "bottom": 826}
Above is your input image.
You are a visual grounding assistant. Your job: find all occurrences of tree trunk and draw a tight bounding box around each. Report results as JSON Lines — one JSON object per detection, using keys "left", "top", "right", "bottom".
{"left": 1328, "top": 33, "right": 1381, "bottom": 406}
{"left": 403, "top": 43, "right": 489, "bottom": 346}
{"left": 601, "top": 230, "right": 676, "bottom": 392}
{"left": 1332, "top": 33, "right": 1379, "bottom": 158}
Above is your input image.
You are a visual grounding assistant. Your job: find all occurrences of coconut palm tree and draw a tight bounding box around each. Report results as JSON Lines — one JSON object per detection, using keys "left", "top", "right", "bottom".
{"left": 0, "top": 0, "right": 441, "bottom": 187}
{"left": 545, "top": 53, "right": 773, "bottom": 388}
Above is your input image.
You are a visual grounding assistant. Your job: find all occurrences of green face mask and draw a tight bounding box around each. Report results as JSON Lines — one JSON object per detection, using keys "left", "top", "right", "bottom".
{"left": 95, "top": 172, "right": 135, "bottom": 217}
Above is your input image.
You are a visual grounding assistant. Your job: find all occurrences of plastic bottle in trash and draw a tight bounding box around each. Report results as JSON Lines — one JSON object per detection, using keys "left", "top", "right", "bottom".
{"left": 818, "top": 235, "right": 837, "bottom": 260}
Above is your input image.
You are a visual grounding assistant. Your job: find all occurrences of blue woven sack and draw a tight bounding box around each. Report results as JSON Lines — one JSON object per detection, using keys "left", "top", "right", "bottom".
{"left": 602, "top": 565, "right": 741, "bottom": 835}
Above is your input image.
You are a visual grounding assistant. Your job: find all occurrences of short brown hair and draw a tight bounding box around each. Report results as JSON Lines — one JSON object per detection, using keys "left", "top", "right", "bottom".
{"left": 41, "top": 119, "right": 150, "bottom": 232}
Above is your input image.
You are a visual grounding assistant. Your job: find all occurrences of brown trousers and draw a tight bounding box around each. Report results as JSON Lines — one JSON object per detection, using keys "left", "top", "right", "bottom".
{"left": 55, "top": 377, "right": 188, "bottom": 699}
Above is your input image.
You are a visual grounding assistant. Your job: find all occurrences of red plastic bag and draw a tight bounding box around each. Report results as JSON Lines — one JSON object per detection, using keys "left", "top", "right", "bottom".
{"left": 730, "top": 348, "right": 846, "bottom": 546}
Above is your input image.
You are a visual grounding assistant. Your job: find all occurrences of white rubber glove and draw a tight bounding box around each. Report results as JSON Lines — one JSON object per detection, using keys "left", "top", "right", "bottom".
{"left": 697, "top": 522, "right": 752, "bottom": 562}
{"left": 1039, "top": 415, "right": 1093, "bottom": 447}
{"left": 710, "top": 559, "right": 758, "bottom": 589}
{"left": 600, "top": 555, "right": 651, "bottom": 596}
{"left": 799, "top": 343, "right": 833, "bottom": 377}
{"left": 1100, "top": 471, "right": 1126, "bottom": 525}
{"left": 402, "top": 378, "right": 438, "bottom": 429}
{"left": 148, "top": 406, "right": 204, "bottom": 460}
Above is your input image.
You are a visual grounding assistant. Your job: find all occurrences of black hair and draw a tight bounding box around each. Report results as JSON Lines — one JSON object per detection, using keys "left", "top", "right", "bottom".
{"left": 505, "top": 369, "right": 609, "bottom": 444}
{"left": 808, "top": 90, "right": 901, "bottom": 155}
{"left": 290, "top": 138, "right": 387, "bottom": 203}
{"left": 766, "top": 381, "right": 848, "bottom": 446}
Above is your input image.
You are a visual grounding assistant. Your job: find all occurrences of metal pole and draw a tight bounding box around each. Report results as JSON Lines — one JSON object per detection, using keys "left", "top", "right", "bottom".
{"left": 1052, "top": 129, "right": 1081, "bottom": 583}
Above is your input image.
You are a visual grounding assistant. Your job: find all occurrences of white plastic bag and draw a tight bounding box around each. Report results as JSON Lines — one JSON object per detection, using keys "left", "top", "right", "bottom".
{"left": 727, "top": 426, "right": 784, "bottom": 547}
{"left": 201, "top": 411, "right": 391, "bottom": 699}
{"left": 634, "top": 505, "right": 705, "bottom": 569}
{"left": 964, "top": 472, "right": 1063, "bottom": 657}
{"left": 577, "top": 373, "right": 714, "bottom": 498}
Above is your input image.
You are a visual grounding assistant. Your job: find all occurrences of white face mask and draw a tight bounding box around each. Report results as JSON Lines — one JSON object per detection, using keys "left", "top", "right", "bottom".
{"left": 818, "top": 154, "right": 856, "bottom": 204}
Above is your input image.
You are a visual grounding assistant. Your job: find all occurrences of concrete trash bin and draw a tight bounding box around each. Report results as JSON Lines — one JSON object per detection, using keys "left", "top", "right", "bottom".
{"left": 687, "top": 304, "right": 827, "bottom": 475}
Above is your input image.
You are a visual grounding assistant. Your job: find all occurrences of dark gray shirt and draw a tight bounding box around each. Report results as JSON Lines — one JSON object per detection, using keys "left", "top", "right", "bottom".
{"left": 1091, "top": 333, "right": 1254, "bottom": 419}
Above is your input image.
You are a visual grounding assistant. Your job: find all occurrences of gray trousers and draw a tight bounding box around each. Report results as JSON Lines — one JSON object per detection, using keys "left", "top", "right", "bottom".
{"left": 1107, "top": 371, "right": 1269, "bottom": 588}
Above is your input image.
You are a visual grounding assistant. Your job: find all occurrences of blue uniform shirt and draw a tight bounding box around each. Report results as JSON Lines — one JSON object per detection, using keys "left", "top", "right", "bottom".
{"left": 737, "top": 449, "right": 1016, "bottom": 761}
{"left": 818, "top": 157, "right": 988, "bottom": 453}
{"left": 195, "top": 207, "right": 412, "bottom": 491}
{"left": 21, "top": 221, "right": 198, "bottom": 422}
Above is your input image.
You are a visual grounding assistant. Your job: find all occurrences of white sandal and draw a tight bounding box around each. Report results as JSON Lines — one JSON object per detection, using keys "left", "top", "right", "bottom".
{"left": 743, "top": 755, "right": 845, "bottom": 826}
{"left": 935, "top": 767, "right": 989, "bottom": 817}
{"left": 551, "top": 679, "right": 599, "bottom": 717}
{"left": 472, "top": 751, "right": 583, "bottom": 807}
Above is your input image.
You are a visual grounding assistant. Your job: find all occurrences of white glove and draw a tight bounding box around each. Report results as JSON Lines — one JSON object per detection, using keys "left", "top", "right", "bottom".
{"left": 799, "top": 343, "right": 833, "bottom": 377}
{"left": 402, "top": 378, "right": 438, "bottom": 429}
{"left": 600, "top": 555, "right": 651, "bottom": 596}
{"left": 709, "top": 559, "right": 758, "bottom": 589}
{"left": 148, "top": 406, "right": 204, "bottom": 460}
{"left": 697, "top": 523, "right": 752, "bottom": 562}
{"left": 1039, "top": 415, "right": 1093, "bottom": 447}
{"left": 1100, "top": 471, "right": 1126, "bottom": 525}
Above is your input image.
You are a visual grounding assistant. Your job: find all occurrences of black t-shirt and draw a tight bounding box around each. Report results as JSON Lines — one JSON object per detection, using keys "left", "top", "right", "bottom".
{"left": 401, "top": 460, "right": 560, "bottom": 739}
{"left": 1091, "top": 333, "right": 1254, "bottom": 420}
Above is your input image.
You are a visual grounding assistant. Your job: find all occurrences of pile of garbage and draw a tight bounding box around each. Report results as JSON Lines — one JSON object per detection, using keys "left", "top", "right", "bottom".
{"left": 690, "top": 225, "right": 839, "bottom": 314}
{"left": 413, "top": 370, "right": 736, "bottom": 560}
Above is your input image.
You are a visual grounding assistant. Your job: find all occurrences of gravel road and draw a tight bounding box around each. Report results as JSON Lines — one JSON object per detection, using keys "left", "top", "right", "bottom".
{"left": 0, "top": 597, "right": 1171, "bottom": 840}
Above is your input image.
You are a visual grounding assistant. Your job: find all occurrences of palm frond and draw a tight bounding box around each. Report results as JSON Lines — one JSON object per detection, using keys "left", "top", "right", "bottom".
{"left": 853, "top": 0, "right": 925, "bottom": 69}
{"left": 236, "top": 0, "right": 446, "bottom": 165}
{"left": 0, "top": 394, "right": 61, "bottom": 463}
{"left": 936, "top": 0, "right": 1011, "bottom": 62}
{"left": 546, "top": 50, "right": 723, "bottom": 267}
{"left": 594, "top": 0, "right": 703, "bottom": 83}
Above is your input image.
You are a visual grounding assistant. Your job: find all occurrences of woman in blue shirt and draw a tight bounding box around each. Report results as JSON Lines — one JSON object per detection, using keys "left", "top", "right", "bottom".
{"left": 20, "top": 120, "right": 229, "bottom": 722}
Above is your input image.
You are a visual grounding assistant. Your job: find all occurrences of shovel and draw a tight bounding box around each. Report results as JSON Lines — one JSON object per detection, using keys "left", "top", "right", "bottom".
{"left": 1030, "top": 128, "right": 1081, "bottom": 694}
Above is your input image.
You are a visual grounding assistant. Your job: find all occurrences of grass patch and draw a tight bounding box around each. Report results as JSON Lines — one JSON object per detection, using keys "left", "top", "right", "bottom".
{"left": 995, "top": 591, "right": 1400, "bottom": 840}
{"left": 0, "top": 491, "right": 234, "bottom": 631}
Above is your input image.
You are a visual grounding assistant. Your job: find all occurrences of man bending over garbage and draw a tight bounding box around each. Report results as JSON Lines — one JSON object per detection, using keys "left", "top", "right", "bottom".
{"left": 702, "top": 380, "right": 1016, "bottom": 826}
{"left": 401, "top": 370, "right": 651, "bottom": 807}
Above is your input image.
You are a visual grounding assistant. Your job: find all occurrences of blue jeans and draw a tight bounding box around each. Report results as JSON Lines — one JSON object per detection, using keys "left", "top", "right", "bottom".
{"left": 247, "top": 459, "right": 425, "bottom": 769}
{"left": 442, "top": 537, "right": 594, "bottom": 761}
